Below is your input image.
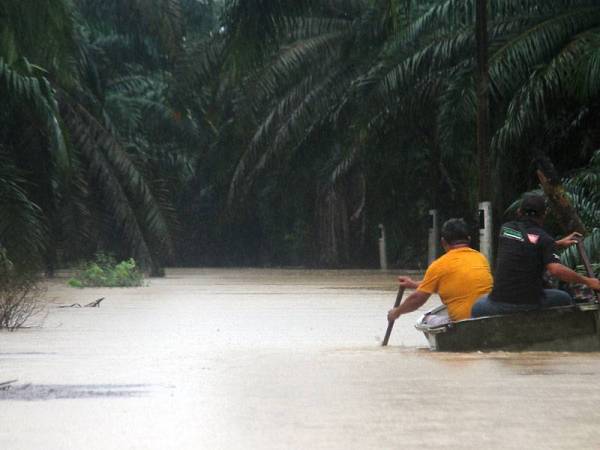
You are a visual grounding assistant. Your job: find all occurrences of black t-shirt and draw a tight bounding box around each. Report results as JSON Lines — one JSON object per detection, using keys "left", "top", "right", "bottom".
{"left": 490, "top": 219, "right": 561, "bottom": 305}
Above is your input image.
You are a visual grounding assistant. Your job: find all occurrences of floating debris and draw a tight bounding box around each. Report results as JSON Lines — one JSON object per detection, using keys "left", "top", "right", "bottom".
{"left": 0, "top": 380, "right": 17, "bottom": 391}
{"left": 58, "top": 297, "right": 105, "bottom": 308}
{"left": 85, "top": 297, "right": 105, "bottom": 308}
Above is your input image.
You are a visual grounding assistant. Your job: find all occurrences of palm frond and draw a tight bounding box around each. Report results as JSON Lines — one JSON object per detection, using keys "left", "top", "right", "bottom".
{"left": 575, "top": 31, "right": 600, "bottom": 100}
{"left": 489, "top": 7, "right": 600, "bottom": 96}
{"left": 222, "top": 0, "right": 364, "bottom": 69}
{"left": 250, "top": 31, "right": 350, "bottom": 110}
{"left": 491, "top": 29, "right": 594, "bottom": 157}
{"left": 374, "top": 27, "right": 474, "bottom": 106}
{"left": 223, "top": 0, "right": 321, "bottom": 43}
{"left": 228, "top": 64, "right": 358, "bottom": 205}
{"left": 0, "top": 0, "right": 78, "bottom": 79}
{"left": 62, "top": 101, "right": 175, "bottom": 267}
{"left": 0, "top": 58, "right": 70, "bottom": 173}
{"left": 0, "top": 157, "right": 47, "bottom": 269}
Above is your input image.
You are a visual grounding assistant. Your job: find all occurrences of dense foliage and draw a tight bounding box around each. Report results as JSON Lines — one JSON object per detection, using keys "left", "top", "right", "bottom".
{"left": 0, "top": 0, "right": 599, "bottom": 272}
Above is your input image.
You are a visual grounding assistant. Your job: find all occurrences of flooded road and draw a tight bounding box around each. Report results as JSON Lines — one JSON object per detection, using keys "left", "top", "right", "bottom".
{"left": 1, "top": 268, "right": 600, "bottom": 449}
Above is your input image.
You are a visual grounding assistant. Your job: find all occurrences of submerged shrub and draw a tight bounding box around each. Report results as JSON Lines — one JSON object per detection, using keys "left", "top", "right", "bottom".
{"left": 68, "top": 253, "right": 144, "bottom": 288}
{"left": 0, "top": 248, "right": 45, "bottom": 331}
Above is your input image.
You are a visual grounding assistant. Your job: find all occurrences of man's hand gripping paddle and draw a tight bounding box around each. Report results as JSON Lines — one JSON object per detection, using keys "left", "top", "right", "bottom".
{"left": 382, "top": 287, "right": 405, "bottom": 346}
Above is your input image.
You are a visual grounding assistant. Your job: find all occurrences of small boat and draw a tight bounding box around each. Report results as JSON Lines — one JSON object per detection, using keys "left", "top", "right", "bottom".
{"left": 415, "top": 302, "right": 600, "bottom": 352}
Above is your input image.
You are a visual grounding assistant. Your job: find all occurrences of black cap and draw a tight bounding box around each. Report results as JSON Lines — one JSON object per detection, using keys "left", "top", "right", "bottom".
{"left": 521, "top": 194, "right": 547, "bottom": 217}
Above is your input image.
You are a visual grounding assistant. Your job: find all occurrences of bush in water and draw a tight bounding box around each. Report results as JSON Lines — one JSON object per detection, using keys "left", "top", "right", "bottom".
{"left": 68, "top": 253, "right": 144, "bottom": 288}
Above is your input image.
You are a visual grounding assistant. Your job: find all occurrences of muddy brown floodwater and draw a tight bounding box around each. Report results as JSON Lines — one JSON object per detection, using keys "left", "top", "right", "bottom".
{"left": 1, "top": 268, "right": 600, "bottom": 449}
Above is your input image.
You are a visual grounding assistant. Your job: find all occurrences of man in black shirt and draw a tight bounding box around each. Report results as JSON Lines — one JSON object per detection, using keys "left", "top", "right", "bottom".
{"left": 472, "top": 194, "right": 600, "bottom": 317}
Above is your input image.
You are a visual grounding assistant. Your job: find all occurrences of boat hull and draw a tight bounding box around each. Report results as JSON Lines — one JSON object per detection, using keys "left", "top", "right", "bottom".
{"left": 415, "top": 303, "right": 600, "bottom": 352}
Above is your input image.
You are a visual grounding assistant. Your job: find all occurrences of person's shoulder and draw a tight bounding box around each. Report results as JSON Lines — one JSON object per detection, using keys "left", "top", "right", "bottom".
{"left": 499, "top": 220, "right": 521, "bottom": 231}
{"left": 427, "top": 255, "right": 444, "bottom": 268}
{"left": 426, "top": 253, "right": 447, "bottom": 272}
{"left": 460, "top": 247, "right": 491, "bottom": 265}
{"left": 513, "top": 220, "right": 554, "bottom": 247}
{"left": 465, "top": 247, "right": 488, "bottom": 257}
{"left": 429, "top": 249, "right": 461, "bottom": 271}
{"left": 499, "top": 221, "right": 526, "bottom": 242}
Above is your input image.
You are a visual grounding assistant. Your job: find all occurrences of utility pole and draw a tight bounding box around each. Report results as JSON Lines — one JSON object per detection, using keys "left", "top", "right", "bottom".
{"left": 476, "top": 0, "right": 490, "bottom": 202}
{"left": 476, "top": 0, "right": 492, "bottom": 262}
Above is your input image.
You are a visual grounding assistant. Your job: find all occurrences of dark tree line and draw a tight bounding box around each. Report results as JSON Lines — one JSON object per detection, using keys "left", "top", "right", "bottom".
{"left": 1, "top": 0, "right": 599, "bottom": 274}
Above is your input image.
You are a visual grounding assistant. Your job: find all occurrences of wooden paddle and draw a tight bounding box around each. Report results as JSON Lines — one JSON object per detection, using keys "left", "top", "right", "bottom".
{"left": 382, "top": 287, "right": 406, "bottom": 346}
{"left": 576, "top": 239, "right": 600, "bottom": 302}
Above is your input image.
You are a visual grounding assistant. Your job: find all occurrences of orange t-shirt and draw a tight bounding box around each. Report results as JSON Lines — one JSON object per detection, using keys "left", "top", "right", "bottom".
{"left": 418, "top": 247, "right": 493, "bottom": 321}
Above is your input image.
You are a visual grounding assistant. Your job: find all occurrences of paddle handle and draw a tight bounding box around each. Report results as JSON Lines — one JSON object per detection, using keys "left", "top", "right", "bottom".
{"left": 382, "top": 287, "right": 406, "bottom": 346}
{"left": 576, "top": 240, "right": 599, "bottom": 302}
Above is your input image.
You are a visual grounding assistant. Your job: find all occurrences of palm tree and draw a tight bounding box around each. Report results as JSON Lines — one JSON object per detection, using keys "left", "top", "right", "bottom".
{"left": 0, "top": 0, "right": 76, "bottom": 271}
{"left": 218, "top": 0, "right": 434, "bottom": 265}
{"left": 0, "top": 0, "right": 204, "bottom": 274}
{"left": 217, "top": 0, "right": 600, "bottom": 267}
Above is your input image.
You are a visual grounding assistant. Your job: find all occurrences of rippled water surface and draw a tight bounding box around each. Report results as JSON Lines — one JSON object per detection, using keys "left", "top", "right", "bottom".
{"left": 1, "top": 268, "right": 600, "bottom": 449}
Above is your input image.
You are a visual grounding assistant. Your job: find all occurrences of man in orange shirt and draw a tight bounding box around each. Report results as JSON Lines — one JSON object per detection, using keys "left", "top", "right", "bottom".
{"left": 388, "top": 218, "right": 493, "bottom": 324}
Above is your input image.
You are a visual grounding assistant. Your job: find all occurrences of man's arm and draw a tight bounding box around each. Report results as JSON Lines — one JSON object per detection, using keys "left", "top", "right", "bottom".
{"left": 546, "top": 263, "right": 600, "bottom": 290}
{"left": 387, "top": 290, "right": 430, "bottom": 322}
{"left": 397, "top": 276, "right": 422, "bottom": 290}
{"left": 555, "top": 232, "right": 582, "bottom": 249}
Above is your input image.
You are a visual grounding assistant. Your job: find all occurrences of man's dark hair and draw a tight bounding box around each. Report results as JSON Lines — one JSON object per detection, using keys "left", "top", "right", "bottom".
{"left": 441, "top": 218, "right": 470, "bottom": 245}
{"left": 520, "top": 193, "right": 547, "bottom": 217}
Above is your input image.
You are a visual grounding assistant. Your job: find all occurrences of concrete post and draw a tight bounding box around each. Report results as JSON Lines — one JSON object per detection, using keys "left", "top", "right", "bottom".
{"left": 428, "top": 209, "right": 439, "bottom": 265}
{"left": 479, "top": 201, "right": 493, "bottom": 262}
{"left": 378, "top": 224, "right": 388, "bottom": 270}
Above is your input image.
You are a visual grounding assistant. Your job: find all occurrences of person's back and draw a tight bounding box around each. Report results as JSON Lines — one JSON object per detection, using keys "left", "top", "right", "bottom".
{"left": 420, "top": 246, "right": 492, "bottom": 321}
{"left": 472, "top": 194, "right": 600, "bottom": 318}
{"left": 490, "top": 218, "right": 556, "bottom": 305}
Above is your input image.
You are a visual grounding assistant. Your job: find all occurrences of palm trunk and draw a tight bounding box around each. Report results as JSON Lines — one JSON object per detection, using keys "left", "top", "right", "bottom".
{"left": 317, "top": 185, "right": 350, "bottom": 267}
